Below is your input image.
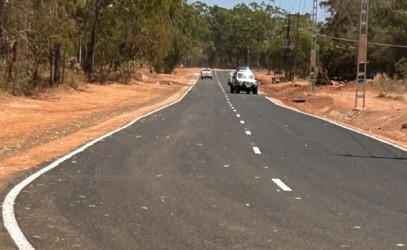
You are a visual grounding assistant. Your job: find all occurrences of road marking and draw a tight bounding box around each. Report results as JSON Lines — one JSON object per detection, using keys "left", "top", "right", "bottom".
{"left": 246, "top": 131, "right": 252, "bottom": 135}
{"left": 272, "top": 179, "right": 292, "bottom": 191}
{"left": 240, "top": 120, "right": 245, "bottom": 124}
{"left": 236, "top": 114, "right": 241, "bottom": 117}
{"left": 253, "top": 147, "right": 261, "bottom": 154}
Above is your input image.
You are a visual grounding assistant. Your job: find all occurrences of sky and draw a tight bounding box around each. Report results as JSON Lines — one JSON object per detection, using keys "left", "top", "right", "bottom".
{"left": 191, "top": 0, "right": 329, "bottom": 20}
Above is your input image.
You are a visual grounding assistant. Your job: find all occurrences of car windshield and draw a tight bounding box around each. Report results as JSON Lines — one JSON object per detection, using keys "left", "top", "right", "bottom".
{"left": 237, "top": 72, "right": 254, "bottom": 80}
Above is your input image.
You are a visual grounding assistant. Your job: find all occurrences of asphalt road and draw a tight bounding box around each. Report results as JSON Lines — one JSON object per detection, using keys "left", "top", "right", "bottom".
{"left": 4, "top": 71, "right": 407, "bottom": 249}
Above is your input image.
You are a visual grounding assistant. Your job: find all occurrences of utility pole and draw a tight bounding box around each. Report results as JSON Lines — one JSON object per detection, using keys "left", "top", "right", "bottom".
{"left": 283, "top": 13, "right": 294, "bottom": 81}
{"left": 355, "top": 0, "right": 369, "bottom": 109}
{"left": 292, "top": 13, "right": 300, "bottom": 85}
{"left": 309, "top": 0, "right": 318, "bottom": 94}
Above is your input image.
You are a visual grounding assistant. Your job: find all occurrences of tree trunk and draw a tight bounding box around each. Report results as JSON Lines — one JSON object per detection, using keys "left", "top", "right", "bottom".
{"left": 53, "top": 43, "right": 62, "bottom": 84}
{"left": 78, "top": 36, "right": 82, "bottom": 65}
{"left": 83, "top": 1, "right": 103, "bottom": 80}
{"left": 7, "top": 41, "right": 17, "bottom": 82}
{"left": 84, "top": 21, "right": 97, "bottom": 80}
{"left": 49, "top": 49, "right": 54, "bottom": 84}
{"left": 61, "top": 48, "right": 66, "bottom": 83}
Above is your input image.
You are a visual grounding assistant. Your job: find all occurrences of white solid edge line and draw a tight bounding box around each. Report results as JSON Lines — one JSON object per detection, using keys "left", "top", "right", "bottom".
{"left": 265, "top": 96, "right": 407, "bottom": 153}
{"left": 272, "top": 179, "right": 292, "bottom": 191}
{"left": 253, "top": 147, "right": 261, "bottom": 154}
{"left": 2, "top": 75, "right": 201, "bottom": 250}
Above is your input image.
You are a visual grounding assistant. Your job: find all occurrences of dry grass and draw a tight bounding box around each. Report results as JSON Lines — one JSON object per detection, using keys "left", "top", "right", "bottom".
{"left": 372, "top": 74, "right": 407, "bottom": 100}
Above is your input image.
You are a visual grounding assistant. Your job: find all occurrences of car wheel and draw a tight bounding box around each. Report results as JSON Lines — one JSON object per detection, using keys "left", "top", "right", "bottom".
{"left": 253, "top": 88, "right": 258, "bottom": 94}
{"left": 246, "top": 89, "right": 250, "bottom": 94}
{"left": 230, "top": 86, "right": 234, "bottom": 93}
{"left": 236, "top": 89, "right": 240, "bottom": 94}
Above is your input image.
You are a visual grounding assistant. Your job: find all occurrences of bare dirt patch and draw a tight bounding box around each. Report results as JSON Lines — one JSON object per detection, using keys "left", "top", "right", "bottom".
{"left": 256, "top": 70, "right": 407, "bottom": 149}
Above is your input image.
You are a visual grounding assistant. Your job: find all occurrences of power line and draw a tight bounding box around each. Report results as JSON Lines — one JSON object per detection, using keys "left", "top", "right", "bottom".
{"left": 318, "top": 34, "right": 407, "bottom": 49}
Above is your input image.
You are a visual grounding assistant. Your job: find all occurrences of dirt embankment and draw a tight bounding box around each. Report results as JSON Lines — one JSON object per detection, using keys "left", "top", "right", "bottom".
{"left": 256, "top": 71, "right": 407, "bottom": 149}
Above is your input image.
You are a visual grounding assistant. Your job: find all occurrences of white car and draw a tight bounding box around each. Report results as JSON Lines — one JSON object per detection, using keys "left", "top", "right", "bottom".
{"left": 201, "top": 68, "right": 213, "bottom": 80}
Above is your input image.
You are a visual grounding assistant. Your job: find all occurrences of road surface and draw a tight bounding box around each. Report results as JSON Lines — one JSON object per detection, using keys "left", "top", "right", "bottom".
{"left": 4, "top": 71, "right": 407, "bottom": 249}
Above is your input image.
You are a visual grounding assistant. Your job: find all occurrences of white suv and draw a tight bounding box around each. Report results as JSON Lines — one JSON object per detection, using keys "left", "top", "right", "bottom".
{"left": 228, "top": 69, "right": 258, "bottom": 94}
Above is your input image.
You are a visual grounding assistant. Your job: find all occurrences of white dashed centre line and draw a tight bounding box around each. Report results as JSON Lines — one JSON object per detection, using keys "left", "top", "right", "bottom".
{"left": 253, "top": 147, "right": 261, "bottom": 154}
{"left": 240, "top": 120, "right": 245, "bottom": 124}
{"left": 272, "top": 179, "right": 292, "bottom": 191}
{"left": 246, "top": 131, "right": 252, "bottom": 135}
{"left": 236, "top": 114, "right": 241, "bottom": 117}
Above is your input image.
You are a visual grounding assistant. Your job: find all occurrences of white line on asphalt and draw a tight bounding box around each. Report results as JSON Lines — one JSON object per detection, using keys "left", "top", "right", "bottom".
{"left": 246, "top": 131, "right": 252, "bottom": 135}
{"left": 237, "top": 114, "right": 241, "bottom": 117}
{"left": 240, "top": 120, "right": 245, "bottom": 124}
{"left": 253, "top": 147, "right": 261, "bottom": 154}
{"left": 2, "top": 74, "right": 203, "bottom": 250}
{"left": 272, "top": 179, "right": 292, "bottom": 191}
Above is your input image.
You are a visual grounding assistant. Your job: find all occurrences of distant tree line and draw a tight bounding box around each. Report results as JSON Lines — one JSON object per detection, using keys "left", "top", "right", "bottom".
{"left": 0, "top": 0, "right": 406, "bottom": 95}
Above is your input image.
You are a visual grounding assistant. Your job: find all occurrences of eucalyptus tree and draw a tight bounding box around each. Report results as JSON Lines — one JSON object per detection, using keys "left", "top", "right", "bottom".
{"left": 185, "top": 1, "right": 212, "bottom": 67}
{"left": 161, "top": 0, "right": 202, "bottom": 73}
{"left": 206, "top": 2, "right": 283, "bottom": 68}
{"left": 369, "top": 0, "right": 407, "bottom": 78}
{"left": 79, "top": 0, "right": 113, "bottom": 79}
{"left": 208, "top": 5, "right": 233, "bottom": 66}
{"left": 0, "top": 0, "right": 77, "bottom": 92}
{"left": 78, "top": 0, "right": 198, "bottom": 76}
{"left": 320, "top": 0, "right": 407, "bottom": 79}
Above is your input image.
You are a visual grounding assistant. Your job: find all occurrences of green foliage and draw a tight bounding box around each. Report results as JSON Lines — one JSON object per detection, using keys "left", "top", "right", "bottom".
{"left": 320, "top": 0, "right": 407, "bottom": 79}
{"left": 395, "top": 58, "right": 407, "bottom": 79}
